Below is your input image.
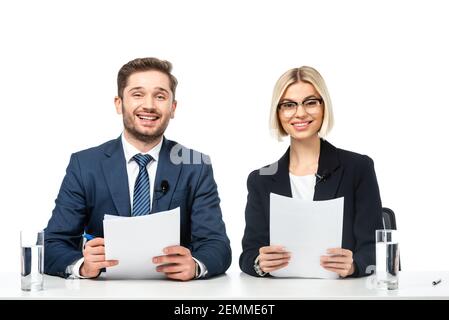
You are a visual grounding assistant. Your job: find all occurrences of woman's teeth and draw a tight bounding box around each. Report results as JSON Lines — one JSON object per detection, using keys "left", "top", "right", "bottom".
{"left": 293, "top": 122, "right": 310, "bottom": 127}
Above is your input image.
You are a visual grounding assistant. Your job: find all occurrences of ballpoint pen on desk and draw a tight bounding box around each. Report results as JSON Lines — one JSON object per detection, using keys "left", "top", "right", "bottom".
{"left": 432, "top": 279, "right": 442, "bottom": 286}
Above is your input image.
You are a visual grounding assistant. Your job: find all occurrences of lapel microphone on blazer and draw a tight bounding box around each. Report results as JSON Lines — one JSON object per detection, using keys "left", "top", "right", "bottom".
{"left": 155, "top": 180, "right": 170, "bottom": 194}
{"left": 315, "top": 171, "right": 331, "bottom": 183}
{"left": 159, "top": 180, "right": 170, "bottom": 194}
{"left": 153, "top": 180, "right": 170, "bottom": 202}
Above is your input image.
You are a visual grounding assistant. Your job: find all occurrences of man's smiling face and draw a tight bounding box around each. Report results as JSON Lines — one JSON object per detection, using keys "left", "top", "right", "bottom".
{"left": 115, "top": 70, "right": 177, "bottom": 143}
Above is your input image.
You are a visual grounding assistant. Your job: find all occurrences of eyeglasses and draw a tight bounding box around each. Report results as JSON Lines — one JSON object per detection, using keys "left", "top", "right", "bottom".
{"left": 277, "top": 97, "right": 323, "bottom": 117}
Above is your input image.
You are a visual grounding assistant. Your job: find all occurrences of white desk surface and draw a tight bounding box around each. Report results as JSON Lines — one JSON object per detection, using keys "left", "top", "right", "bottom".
{"left": 1, "top": 271, "right": 448, "bottom": 300}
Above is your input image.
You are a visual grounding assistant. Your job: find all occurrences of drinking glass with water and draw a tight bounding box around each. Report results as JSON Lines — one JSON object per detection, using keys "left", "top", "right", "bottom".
{"left": 20, "top": 230, "right": 44, "bottom": 291}
{"left": 375, "top": 229, "right": 399, "bottom": 290}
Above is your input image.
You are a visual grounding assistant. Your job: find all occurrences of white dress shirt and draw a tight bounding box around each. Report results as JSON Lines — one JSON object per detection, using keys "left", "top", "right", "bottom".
{"left": 122, "top": 133, "right": 161, "bottom": 210}
{"left": 69, "top": 133, "right": 206, "bottom": 278}
{"left": 289, "top": 173, "right": 316, "bottom": 200}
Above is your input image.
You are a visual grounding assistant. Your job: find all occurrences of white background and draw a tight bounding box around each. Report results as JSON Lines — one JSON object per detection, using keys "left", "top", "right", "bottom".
{"left": 1, "top": 0, "right": 448, "bottom": 274}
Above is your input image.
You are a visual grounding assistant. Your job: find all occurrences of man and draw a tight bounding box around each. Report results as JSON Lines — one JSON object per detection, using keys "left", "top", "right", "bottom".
{"left": 44, "top": 57, "right": 231, "bottom": 280}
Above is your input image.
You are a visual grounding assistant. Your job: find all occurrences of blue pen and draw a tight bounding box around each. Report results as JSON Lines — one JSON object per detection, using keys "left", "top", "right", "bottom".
{"left": 83, "top": 233, "right": 95, "bottom": 241}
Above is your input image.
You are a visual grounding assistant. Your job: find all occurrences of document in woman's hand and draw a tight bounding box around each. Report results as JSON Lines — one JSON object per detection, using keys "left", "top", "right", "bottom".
{"left": 270, "top": 193, "right": 344, "bottom": 279}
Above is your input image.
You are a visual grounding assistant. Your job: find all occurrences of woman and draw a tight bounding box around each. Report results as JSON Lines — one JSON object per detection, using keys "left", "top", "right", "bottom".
{"left": 239, "top": 66, "right": 383, "bottom": 278}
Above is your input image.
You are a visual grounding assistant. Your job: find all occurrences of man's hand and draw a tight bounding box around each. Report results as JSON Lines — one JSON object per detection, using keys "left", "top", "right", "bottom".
{"left": 80, "top": 237, "right": 119, "bottom": 278}
{"left": 153, "top": 245, "right": 196, "bottom": 281}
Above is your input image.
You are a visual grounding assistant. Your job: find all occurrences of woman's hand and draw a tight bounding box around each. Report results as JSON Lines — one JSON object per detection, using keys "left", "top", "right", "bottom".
{"left": 320, "top": 248, "right": 355, "bottom": 278}
{"left": 258, "top": 245, "right": 291, "bottom": 273}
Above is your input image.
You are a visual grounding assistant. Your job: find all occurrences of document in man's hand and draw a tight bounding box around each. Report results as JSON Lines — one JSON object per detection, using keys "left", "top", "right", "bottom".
{"left": 270, "top": 193, "right": 344, "bottom": 279}
{"left": 103, "top": 207, "right": 180, "bottom": 279}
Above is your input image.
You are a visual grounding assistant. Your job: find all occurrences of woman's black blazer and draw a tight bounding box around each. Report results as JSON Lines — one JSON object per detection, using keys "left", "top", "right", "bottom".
{"left": 239, "top": 139, "right": 383, "bottom": 277}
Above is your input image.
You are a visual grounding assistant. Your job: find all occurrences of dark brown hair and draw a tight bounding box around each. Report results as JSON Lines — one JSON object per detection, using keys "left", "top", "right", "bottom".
{"left": 117, "top": 57, "right": 178, "bottom": 99}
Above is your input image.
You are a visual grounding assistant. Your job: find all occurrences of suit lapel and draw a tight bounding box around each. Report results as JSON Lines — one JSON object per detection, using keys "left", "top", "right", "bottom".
{"left": 102, "top": 137, "right": 131, "bottom": 216}
{"left": 272, "top": 139, "right": 342, "bottom": 200}
{"left": 313, "top": 139, "right": 343, "bottom": 201}
{"left": 270, "top": 149, "right": 292, "bottom": 197}
{"left": 151, "top": 138, "right": 182, "bottom": 213}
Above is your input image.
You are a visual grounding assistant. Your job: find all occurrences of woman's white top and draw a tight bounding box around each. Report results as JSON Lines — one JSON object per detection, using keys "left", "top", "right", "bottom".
{"left": 289, "top": 173, "right": 316, "bottom": 200}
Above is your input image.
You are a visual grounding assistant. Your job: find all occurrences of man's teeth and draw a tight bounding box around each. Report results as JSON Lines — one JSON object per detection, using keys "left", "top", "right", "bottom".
{"left": 139, "top": 116, "right": 157, "bottom": 120}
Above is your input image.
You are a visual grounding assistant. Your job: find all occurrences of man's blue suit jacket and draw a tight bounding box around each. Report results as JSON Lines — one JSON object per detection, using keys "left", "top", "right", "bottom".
{"left": 44, "top": 136, "right": 232, "bottom": 278}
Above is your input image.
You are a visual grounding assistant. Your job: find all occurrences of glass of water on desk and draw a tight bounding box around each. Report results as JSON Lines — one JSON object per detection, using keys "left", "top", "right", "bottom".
{"left": 376, "top": 229, "right": 399, "bottom": 290}
{"left": 20, "top": 230, "right": 44, "bottom": 291}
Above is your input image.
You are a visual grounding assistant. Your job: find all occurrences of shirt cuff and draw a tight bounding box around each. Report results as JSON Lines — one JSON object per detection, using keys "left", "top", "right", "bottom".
{"left": 192, "top": 257, "right": 208, "bottom": 279}
{"left": 70, "top": 257, "right": 90, "bottom": 279}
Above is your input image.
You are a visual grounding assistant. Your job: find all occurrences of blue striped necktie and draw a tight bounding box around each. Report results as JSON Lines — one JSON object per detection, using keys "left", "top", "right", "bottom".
{"left": 132, "top": 153, "right": 153, "bottom": 216}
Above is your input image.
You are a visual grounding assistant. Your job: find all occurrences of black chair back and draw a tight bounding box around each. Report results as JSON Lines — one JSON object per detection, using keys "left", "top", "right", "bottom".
{"left": 382, "top": 207, "right": 397, "bottom": 230}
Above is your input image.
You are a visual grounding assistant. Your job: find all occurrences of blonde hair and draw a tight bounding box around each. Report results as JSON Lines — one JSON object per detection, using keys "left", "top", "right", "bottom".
{"left": 269, "top": 66, "right": 334, "bottom": 140}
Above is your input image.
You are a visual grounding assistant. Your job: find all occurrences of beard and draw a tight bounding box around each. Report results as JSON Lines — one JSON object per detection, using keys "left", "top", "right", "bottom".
{"left": 122, "top": 104, "right": 168, "bottom": 144}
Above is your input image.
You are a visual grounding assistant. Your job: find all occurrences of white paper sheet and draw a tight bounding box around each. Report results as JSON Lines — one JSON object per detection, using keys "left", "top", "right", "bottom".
{"left": 270, "top": 193, "right": 344, "bottom": 279}
{"left": 103, "top": 207, "right": 180, "bottom": 279}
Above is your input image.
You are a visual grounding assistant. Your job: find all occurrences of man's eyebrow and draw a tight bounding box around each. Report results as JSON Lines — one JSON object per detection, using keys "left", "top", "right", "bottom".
{"left": 154, "top": 87, "right": 170, "bottom": 94}
{"left": 128, "top": 86, "right": 145, "bottom": 93}
{"left": 127, "top": 86, "right": 170, "bottom": 94}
